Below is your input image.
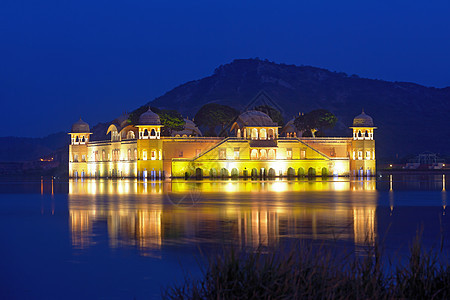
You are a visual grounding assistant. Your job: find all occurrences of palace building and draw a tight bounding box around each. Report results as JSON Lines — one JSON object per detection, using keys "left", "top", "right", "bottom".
{"left": 68, "top": 108, "right": 376, "bottom": 179}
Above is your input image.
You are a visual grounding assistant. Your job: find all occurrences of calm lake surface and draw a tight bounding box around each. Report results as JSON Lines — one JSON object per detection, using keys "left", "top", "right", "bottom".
{"left": 0, "top": 174, "right": 449, "bottom": 299}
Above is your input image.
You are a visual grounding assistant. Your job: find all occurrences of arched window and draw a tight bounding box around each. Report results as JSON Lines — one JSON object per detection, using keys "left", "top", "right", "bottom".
{"left": 134, "top": 148, "right": 138, "bottom": 160}
{"left": 358, "top": 131, "right": 362, "bottom": 138}
{"left": 128, "top": 149, "right": 131, "bottom": 160}
{"left": 252, "top": 128, "right": 258, "bottom": 140}
{"left": 251, "top": 149, "right": 259, "bottom": 160}
{"left": 127, "top": 131, "right": 135, "bottom": 139}
{"left": 143, "top": 129, "right": 149, "bottom": 137}
{"left": 102, "top": 150, "right": 106, "bottom": 161}
{"left": 260, "top": 128, "right": 267, "bottom": 140}
{"left": 81, "top": 136, "right": 85, "bottom": 143}
{"left": 75, "top": 136, "right": 79, "bottom": 143}
{"left": 365, "top": 131, "right": 369, "bottom": 138}
{"left": 142, "top": 150, "right": 147, "bottom": 161}
{"left": 151, "top": 150, "right": 157, "bottom": 160}
{"left": 150, "top": 129, "right": 156, "bottom": 136}
{"left": 260, "top": 149, "right": 267, "bottom": 160}
{"left": 268, "top": 149, "right": 275, "bottom": 160}
{"left": 268, "top": 128, "right": 274, "bottom": 139}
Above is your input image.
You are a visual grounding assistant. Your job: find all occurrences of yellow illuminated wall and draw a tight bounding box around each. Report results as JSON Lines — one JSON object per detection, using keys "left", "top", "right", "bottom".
{"left": 69, "top": 125, "right": 375, "bottom": 178}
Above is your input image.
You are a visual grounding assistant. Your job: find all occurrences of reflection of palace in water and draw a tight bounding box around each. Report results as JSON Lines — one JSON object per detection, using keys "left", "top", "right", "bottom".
{"left": 68, "top": 179, "right": 378, "bottom": 254}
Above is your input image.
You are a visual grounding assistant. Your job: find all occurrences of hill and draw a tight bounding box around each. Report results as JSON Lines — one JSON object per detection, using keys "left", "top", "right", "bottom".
{"left": 1, "top": 58, "right": 449, "bottom": 163}
{"left": 147, "top": 58, "right": 450, "bottom": 158}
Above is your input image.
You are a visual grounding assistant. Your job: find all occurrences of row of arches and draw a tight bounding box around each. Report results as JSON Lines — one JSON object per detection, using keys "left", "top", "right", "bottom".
{"left": 353, "top": 129, "right": 373, "bottom": 140}
{"left": 140, "top": 128, "right": 161, "bottom": 139}
{"left": 72, "top": 135, "right": 87, "bottom": 144}
{"left": 192, "top": 167, "right": 329, "bottom": 179}
{"left": 250, "top": 149, "right": 276, "bottom": 160}
{"left": 250, "top": 128, "right": 276, "bottom": 140}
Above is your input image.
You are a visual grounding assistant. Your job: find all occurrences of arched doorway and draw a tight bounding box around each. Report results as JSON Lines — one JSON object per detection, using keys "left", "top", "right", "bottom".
{"left": 251, "top": 168, "right": 258, "bottom": 179}
{"left": 268, "top": 168, "right": 276, "bottom": 179}
{"left": 210, "top": 168, "right": 217, "bottom": 178}
{"left": 195, "top": 168, "right": 203, "bottom": 180}
{"left": 298, "top": 167, "right": 305, "bottom": 177}
{"left": 260, "top": 168, "right": 266, "bottom": 179}
{"left": 321, "top": 167, "right": 328, "bottom": 177}
{"left": 308, "top": 167, "right": 316, "bottom": 177}
{"left": 287, "top": 167, "right": 295, "bottom": 178}
{"left": 221, "top": 168, "right": 229, "bottom": 178}
{"left": 231, "top": 168, "right": 239, "bottom": 179}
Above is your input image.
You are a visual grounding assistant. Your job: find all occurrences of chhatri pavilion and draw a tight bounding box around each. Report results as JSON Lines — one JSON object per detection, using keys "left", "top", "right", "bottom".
{"left": 68, "top": 109, "right": 376, "bottom": 178}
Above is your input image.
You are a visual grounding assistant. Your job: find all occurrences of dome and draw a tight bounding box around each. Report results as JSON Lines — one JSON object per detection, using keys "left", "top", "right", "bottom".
{"left": 172, "top": 118, "right": 202, "bottom": 137}
{"left": 139, "top": 107, "right": 161, "bottom": 125}
{"left": 352, "top": 111, "right": 374, "bottom": 127}
{"left": 71, "top": 118, "right": 90, "bottom": 133}
{"left": 234, "top": 110, "right": 277, "bottom": 128}
{"left": 282, "top": 118, "right": 296, "bottom": 133}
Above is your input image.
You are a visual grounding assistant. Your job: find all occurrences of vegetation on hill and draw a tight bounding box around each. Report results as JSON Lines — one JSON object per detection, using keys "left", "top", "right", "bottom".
{"left": 254, "top": 104, "right": 284, "bottom": 127}
{"left": 194, "top": 103, "right": 239, "bottom": 136}
{"left": 294, "top": 109, "right": 338, "bottom": 138}
{"left": 128, "top": 106, "right": 185, "bottom": 136}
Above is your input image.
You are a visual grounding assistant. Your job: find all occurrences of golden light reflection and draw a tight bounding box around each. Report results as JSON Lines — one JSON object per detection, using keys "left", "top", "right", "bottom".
{"left": 443, "top": 175, "right": 447, "bottom": 216}
{"left": 68, "top": 179, "right": 377, "bottom": 254}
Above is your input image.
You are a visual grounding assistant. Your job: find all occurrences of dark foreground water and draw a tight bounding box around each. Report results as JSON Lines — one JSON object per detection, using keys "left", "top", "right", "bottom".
{"left": 0, "top": 174, "right": 449, "bottom": 299}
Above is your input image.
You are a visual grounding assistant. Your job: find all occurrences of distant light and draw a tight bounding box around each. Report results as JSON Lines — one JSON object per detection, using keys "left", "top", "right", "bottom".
{"left": 389, "top": 164, "right": 393, "bottom": 168}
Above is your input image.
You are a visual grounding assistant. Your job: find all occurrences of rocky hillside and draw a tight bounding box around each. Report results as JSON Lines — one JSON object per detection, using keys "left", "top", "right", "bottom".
{"left": 148, "top": 59, "right": 450, "bottom": 158}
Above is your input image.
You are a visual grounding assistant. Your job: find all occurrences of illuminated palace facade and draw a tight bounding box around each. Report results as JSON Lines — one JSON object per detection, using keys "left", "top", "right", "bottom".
{"left": 68, "top": 108, "right": 376, "bottom": 178}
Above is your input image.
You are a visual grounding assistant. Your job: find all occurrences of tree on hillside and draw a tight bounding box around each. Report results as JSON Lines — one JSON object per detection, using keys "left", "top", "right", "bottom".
{"left": 157, "top": 109, "right": 185, "bottom": 136}
{"left": 128, "top": 106, "right": 185, "bottom": 136}
{"left": 128, "top": 106, "right": 149, "bottom": 125}
{"left": 294, "top": 109, "right": 337, "bottom": 138}
{"left": 254, "top": 105, "right": 284, "bottom": 126}
{"left": 194, "top": 103, "right": 239, "bottom": 136}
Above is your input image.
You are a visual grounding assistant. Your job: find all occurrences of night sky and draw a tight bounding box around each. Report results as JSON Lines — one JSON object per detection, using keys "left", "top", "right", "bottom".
{"left": 1, "top": 0, "right": 450, "bottom": 137}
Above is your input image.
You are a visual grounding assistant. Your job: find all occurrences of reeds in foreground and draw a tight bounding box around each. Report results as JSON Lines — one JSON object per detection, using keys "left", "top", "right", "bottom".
{"left": 163, "top": 235, "right": 450, "bottom": 299}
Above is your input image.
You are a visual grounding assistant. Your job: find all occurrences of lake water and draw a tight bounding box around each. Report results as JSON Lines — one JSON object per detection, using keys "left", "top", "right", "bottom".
{"left": 0, "top": 174, "right": 449, "bottom": 299}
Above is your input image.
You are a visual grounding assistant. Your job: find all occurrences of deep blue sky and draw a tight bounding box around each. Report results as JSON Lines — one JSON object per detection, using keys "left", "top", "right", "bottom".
{"left": 1, "top": 0, "right": 450, "bottom": 137}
